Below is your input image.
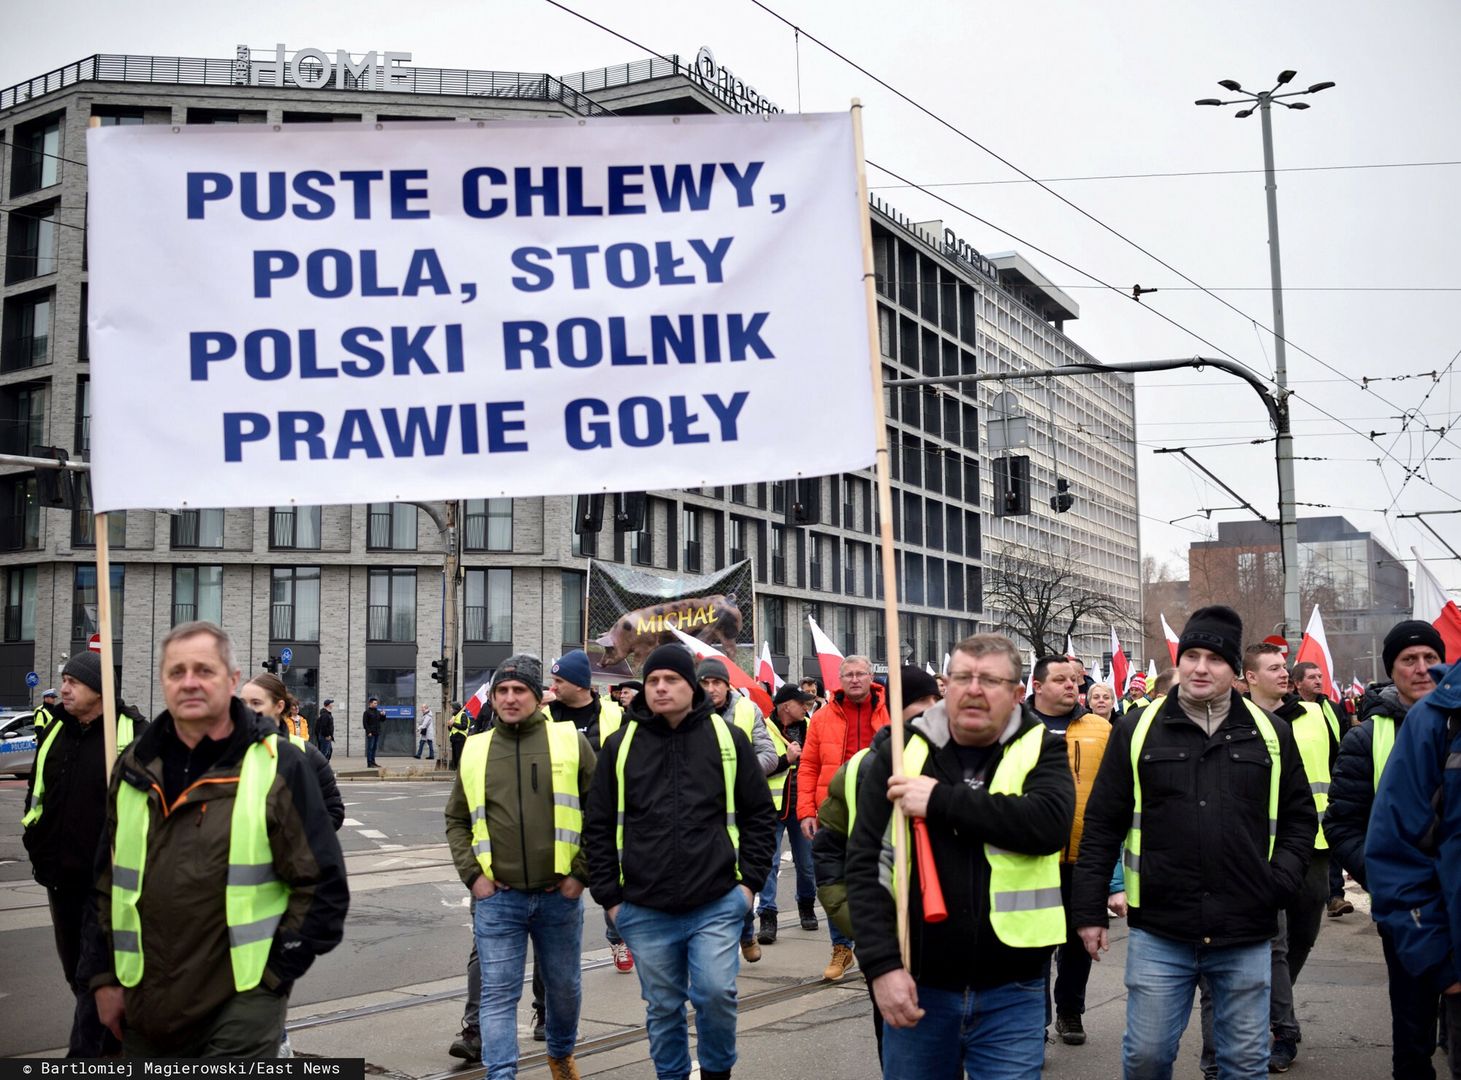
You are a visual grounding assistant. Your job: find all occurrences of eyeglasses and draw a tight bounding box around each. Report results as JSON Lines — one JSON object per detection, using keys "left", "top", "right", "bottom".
{"left": 946, "top": 672, "right": 1021, "bottom": 690}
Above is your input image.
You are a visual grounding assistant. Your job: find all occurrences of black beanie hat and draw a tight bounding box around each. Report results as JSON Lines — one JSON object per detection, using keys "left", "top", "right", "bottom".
{"left": 1382, "top": 620, "right": 1446, "bottom": 675}
{"left": 62, "top": 650, "right": 104, "bottom": 694}
{"left": 1177, "top": 605, "right": 1244, "bottom": 673}
{"left": 642, "top": 643, "right": 698, "bottom": 689}
{"left": 900, "top": 665, "right": 941, "bottom": 705}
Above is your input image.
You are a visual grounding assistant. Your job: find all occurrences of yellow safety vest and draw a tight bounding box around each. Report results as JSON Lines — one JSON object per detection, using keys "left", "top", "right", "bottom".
{"left": 1373, "top": 716, "right": 1397, "bottom": 793}
{"left": 450, "top": 709, "right": 471, "bottom": 737}
{"left": 1125, "top": 696, "right": 1281, "bottom": 908}
{"left": 764, "top": 717, "right": 792, "bottom": 809}
{"left": 1319, "top": 699, "right": 1342, "bottom": 741}
{"left": 112, "top": 735, "right": 289, "bottom": 991}
{"left": 1292, "top": 701, "right": 1335, "bottom": 850}
{"left": 598, "top": 697, "right": 624, "bottom": 745}
{"left": 460, "top": 720, "right": 583, "bottom": 880}
{"left": 883, "top": 726, "right": 1065, "bottom": 948}
{"left": 841, "top": 746, "right": 873, "bottom": 836}
{"left": 33, "top": 704, "right": 55, "bottom": 735}
{"left": 23, "top": 713, "right": 136, "bottom": 829}
{"left": 615, "top": 713, "right": 739, "bottom": 884}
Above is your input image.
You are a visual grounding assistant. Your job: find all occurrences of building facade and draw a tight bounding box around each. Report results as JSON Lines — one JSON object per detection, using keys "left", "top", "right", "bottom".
{"left": 0, "top": 46, "right": 1139, "bottom": 750}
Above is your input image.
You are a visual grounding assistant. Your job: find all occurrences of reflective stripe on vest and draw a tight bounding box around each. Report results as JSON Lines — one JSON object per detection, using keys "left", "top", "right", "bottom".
{"left": 843, "top": 747, "right": 872, "bottom": 841}
{"left": 33, "top": 705, "right": 54, "bottom": 734}
{"left": 1320, "top": 699, "right": 1342, "bottom": 742}
{"left": 23, "top": 712, "right": 136, "bottom": 830}
{"left": 884, "top": 728, "right": 1064, "bottom": 948}
{"left": 112, "top": 734, "right": 289, "bottom": 991}
{"left": 1125, "top": 696, "right": 1280, "bottom": 908}
{"left": 615, "top": 713, "right": 739, "bottom": 885}
{"left": 765, "top": 716, "right": 791, "bottom": 808}
{"left": 1373, "top": 716, "right": 1397, "bottom": 793}
{"left": 1293, "top": 701, "right": 1334, "bottom": 850}
{"left": 460, "top": 721, "right": 583, "bottom": 880}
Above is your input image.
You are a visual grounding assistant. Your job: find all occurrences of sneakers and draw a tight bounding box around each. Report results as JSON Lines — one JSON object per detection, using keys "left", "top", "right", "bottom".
{"left": 1054, "top": 1013, "right": 1086, "bottom": 1046}
{"left": 611, "top": 941, "right": 634, "bottom": 973}
{"left": 546, "top": 1055, "right": 582, "bottom": 1080}
{"left": 1270, "top": 1037, "right": 1298, "bottom": 1072}
{"left": 532, "top": 1003, "right": 546, "bottom": 1042}
{"left": 823, "top": 943, "right": 855, "bottom": 980}
{"left": 448, "top": 1030, "right": 482, "bottom": 1063}
{"left": 799, "top": 900, "right": 820, "bottom": 931}
{"left": 1327, "top": 896, "right": 1354, "bottom": 917}
{"left": 741, "top": 938, "right": 762, "bottom": 962}
{"left": 756, "top": 912, "right": 778, "bottom": 945}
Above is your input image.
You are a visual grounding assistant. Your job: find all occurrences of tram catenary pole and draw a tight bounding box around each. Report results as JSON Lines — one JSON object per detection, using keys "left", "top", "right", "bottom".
{"left": 887, "top": 355, "right": 1300, "bottom": 646}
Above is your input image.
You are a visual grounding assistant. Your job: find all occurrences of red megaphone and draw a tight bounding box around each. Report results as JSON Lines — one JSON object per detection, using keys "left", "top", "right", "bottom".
{"left": 912, "top": 817, "right": 947, "bottom": 923}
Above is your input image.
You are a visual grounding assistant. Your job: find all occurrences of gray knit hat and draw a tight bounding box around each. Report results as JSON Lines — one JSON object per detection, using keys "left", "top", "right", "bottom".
{"left": 696, "top": 657, "right": 731, "bottom": 684}
{"left": 62, "top": 650, "right": 103, "bottom": 694}
{"left": 492, "top": 653, "right": 544, "bottom": 699}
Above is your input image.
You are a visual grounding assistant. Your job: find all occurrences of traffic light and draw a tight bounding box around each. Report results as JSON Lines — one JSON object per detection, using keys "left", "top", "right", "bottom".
{"left": 786, "top": 477, "right": 822, "bottom": 526}
{"left": 262, "top": 656, "right": 280, "bottom": 674}
{"left": 613, "top": 491, "right": 646, "bottom": 532}
{"left": 431, "top": 657, "right": 450, "bottom": 686}
{"left": 993, "top": 456, "right": 1030, "bottom": 517}
{"left": 574, "top": 494, "right": 604, "bottom": 534}
{"left": 1050, "top": 478, "right": 1074, "bottom": 514}
{"left": 32, "top": 447, "right": 76, "bottom": 509}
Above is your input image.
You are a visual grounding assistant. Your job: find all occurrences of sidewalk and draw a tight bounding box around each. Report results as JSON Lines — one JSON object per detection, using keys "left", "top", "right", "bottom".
{"left": 323, "top": 748, "right": 457, "bottom": 781}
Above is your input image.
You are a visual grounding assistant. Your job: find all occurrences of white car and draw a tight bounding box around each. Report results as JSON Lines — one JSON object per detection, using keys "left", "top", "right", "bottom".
{"left": 0, "top": 712, "right": 38, "bottom": 778}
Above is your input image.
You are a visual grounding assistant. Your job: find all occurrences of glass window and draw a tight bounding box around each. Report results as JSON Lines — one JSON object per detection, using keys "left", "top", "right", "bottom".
{"left": 683, "top": 507, "right": 702, "bottom": 572}
{"left": 270, "top": 506, "right": 321, "bottom": 549}
{"left": 75, "top": 376, "right": 89, "bottom": 453}
{"left": 7, "top": 205, "right": 57, "bottom": 283}
{"left": 464, "top": 498, "right": 512, "bottom": 551}
{"left": 902, "top": 492, "right": 923, "bottom": 545}
{"left": 0, "top": 474, "right": 39, "bottom": 551}
{"left": 73, "top": 564, "right": 124, "bottom": 640}
{"left": 171, "top": 508, "right": 224, "bottom": 549}
{"left": 771, "top": 524, "right": 787, "bottom": 584}
{"left": 4, "top": 566, "right": 36, "bottom": 642}
{"left": 366, "top": 667, "right": 415, "bottom": 709}
{"left": 172, "top": 565, "right": 223, "bottom": 626}
{"left": 367, "top": 503, "right": 417, "bottom": 550}
{"left": 12, "top": 116, "right": 61, "bottom": 195}
{"left": 729, "top": 517, "right": 746, "bottom": 562}
{"left": 905, "top": 553, "right": 925, "bottom": 605}
{"left": 73, "top": 482, "right": 126, "bottom": 548}
{"left": 271, "top": 567, "right": 321, "bottom": 642}
{"left": 2, "top": 291, "right": 52, "bottom": 371}
{"left": 367, "top": 567, "right": 416, "bottom": 642}
{"left": 561, "top": 570, "right": 585, "bottom": 647}
{"left": 465, "top": 568, "right": 512, "bottom": 643}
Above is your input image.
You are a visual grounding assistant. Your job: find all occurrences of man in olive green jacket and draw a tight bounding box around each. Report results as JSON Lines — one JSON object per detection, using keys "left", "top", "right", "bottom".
{"left": 444, "top": 653, "right": 596, "bottom": 1080}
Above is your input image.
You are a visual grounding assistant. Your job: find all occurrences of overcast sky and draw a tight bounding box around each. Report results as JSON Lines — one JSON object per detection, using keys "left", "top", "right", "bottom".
{"left": 6, "top": 0, "right": 1460, "bottom": 595}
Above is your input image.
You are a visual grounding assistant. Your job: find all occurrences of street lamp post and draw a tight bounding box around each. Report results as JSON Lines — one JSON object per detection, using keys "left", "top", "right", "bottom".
{"left": 1196, "top": 71, "right": 1335, "bottom": 649}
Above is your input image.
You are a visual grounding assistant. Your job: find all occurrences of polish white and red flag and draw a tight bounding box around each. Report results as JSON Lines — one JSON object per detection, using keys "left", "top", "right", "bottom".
{"left": 1293, "top": 606, "right": 1336, "bottom": 700}
{"left": 666, "top": 625, "right": 773, "bottom": 715}
{"left": 1160, "top": 613, "right": 1181, "bottom": 666}
{"left": 463, "top": 682, "right": 491, "bottom": 720}
{"left": 1413, "top": 548, "right": 1461, "bottom": 663}
{"left": 1351, "top": 674, "right": 1365, "bottom": 698}
{"left": 808, "top": 615, "right": 844, "bottom": 695}
{"left": 756, "top": 641, "right": 784, "bottom": 692}
{"left": 1110, "top": 627, "right": 1130, "bottom": 695}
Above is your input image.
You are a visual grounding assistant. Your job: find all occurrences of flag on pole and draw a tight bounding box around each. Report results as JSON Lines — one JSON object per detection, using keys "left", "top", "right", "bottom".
{"left": 1110, "top": 627, "right": 1130, "bottom": 697}
{"left": 756, "top": 642, "right": 784, "bottom": 692}
{"left": 1160, "top": 612, "right": 1181, "bottom": 666}
{"left": 942, "top": 652, "right": 951, "bottom": 676}
{"left": 808, "top": 615, "right": 845, "bottom": 695}
{"left": 1147, "top": 658, "right": 1157, "bottom": 682}
{"left": 666, "top": 625, "right": 773, "bottom": 715}
{"left": 924, "top": 662, "right": 936, "bottom": 676}
{"left": 1351, "top": 674, "right": 1365, "bottom": 698}
{"left": 1066, "top": 635, "right": 1076, "bottom": 659}
{"left": 1413, "top": 547, "right": 1461, "bottom": 662}
{"left": 463, "top": 682, "right": 491, "bottom": 720}
{"left": 1025, "top": 649, "right": 1036, "bottom": 696}
{"left": 1294, "top": 606, "right": 1336, "bottom": 700}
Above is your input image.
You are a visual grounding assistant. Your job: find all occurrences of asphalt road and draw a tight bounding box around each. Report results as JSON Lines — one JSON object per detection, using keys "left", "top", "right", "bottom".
{"left": 0, "top": 778, "right": 1413, "bottom": 1076}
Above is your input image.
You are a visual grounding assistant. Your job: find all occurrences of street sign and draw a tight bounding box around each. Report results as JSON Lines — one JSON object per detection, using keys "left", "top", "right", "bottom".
{"left": 279, "top": 647, "right": 294, "bottom": 666}
{"left": 88, "top": 633, "right": 102, "bottom": 653}
{"left": 1263, "top": 634, "right": 1290, "bottom": 658}
{"left": 24, "top": 672, "right": 38, "bottom": 688}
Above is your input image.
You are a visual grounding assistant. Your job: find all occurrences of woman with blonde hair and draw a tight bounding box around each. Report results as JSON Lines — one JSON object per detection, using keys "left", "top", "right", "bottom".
{"left": 1085, "top": 682, "right": 1116, "bottom": 722}
{"left": 241, "top": 672, "right": 345, "bottom": 831}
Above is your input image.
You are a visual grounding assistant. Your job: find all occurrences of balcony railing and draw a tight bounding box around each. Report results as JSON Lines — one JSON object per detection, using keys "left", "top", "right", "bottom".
{"left": 3, "top": 605, "right": 23, "bottom": 642}
{"left": 270, "top": 603, "right": 294, "bottom": 641}
{"left": 271, "top": 509, "right": 297, "bottom": 548}
{"left": 171, "top": 603, "right": 196, "bottom": 624}
{"left": 366, "top": 605, "right": 415, "bottom": 642}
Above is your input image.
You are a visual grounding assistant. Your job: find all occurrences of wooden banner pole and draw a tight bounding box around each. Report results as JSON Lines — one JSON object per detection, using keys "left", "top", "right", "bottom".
{"left": 850, "top": 99, "right": 910, "bottom": 966}
{"left": 85, "top": 116, "right": 121, "bottom": 785}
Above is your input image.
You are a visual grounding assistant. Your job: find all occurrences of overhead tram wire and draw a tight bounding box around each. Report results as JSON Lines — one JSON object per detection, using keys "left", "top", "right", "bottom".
{"left": 867, "top": 159, "right": 1461, "bottom": 188}
{"left": 745, "top": 0, "right": 1427, "bottom": 438}
{"left": 1382, "top": 343, "right": 1461, "bottom": 511}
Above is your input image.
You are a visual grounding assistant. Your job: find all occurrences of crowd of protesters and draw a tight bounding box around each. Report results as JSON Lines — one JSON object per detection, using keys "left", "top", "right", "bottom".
{"left": 18, "top": 607, "right": 1461, "bottom": 1079}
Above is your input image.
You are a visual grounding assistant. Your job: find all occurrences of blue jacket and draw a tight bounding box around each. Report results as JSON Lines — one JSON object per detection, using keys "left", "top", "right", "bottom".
{"left": 1367, "top": 662, "right": 1461, "bottom": 989}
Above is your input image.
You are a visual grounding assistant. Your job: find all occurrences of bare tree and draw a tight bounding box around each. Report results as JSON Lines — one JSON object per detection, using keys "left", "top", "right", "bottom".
{"left": 983, "top": 542, "right": 1134, "bottom": 656}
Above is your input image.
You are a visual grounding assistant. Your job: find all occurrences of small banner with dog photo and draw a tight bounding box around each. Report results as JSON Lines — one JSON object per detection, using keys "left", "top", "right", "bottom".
{"left": 586, "top": 559, "right": 755, "bottom": 679}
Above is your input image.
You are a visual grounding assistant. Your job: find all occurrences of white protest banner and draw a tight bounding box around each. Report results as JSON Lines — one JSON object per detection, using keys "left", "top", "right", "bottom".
{"left": 85, "top": 114, "right": 875, "bottom": 511}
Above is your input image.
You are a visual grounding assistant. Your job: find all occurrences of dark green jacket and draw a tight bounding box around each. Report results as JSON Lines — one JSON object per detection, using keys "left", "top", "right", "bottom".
{"left": 444, "top": 711, "right": 595, "bottom": 890}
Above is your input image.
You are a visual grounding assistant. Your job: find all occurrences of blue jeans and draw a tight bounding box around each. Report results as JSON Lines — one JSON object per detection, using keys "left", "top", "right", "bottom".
{"left": 365, "top": 731, "right": 379, "bottom": 765}
{"left": 761, "top": 817, "right": 815, "bottom": 914}
{"left": 615, "top": 886, "right": 746, "bottom": 1080}
{"left": 415, "top": 738, "right": 435, "bottom": 758}
{"left": 881, "top": 979, "right": 1045, "bottom": 1079}
{"left": 1123, "top": 927, "right": 1269, "bottom": 1080}
{"left": 318, "top": 738, "right": 333, "bottom": 762}
{"left": 473, "top": 888, "right": 583, "bottom": 1077}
